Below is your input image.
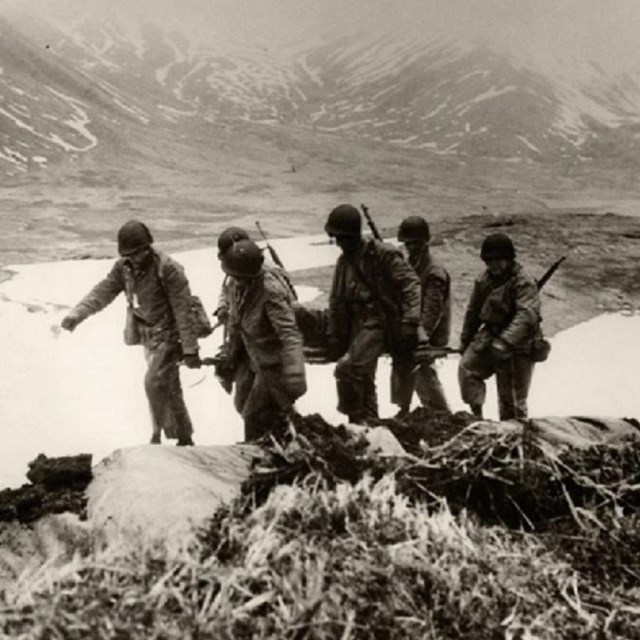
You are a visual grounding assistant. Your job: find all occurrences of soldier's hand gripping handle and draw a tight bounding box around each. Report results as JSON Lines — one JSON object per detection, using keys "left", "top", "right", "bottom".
{"left": 183, "top": 353, "right": 202, "bottom": 369}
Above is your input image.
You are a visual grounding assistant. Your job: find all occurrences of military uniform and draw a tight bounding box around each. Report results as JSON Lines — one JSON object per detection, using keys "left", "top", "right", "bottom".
{"left": 65, "top": 250, "right": 200, "bottom": 443}
{"left": 458, "top": 261, "right": 541, "bottom": 420}
{"left": 328, "top": 239, "right": 421, "bottom": 423}
{"left": 225, "top": 266, "right": 306, "bottom": 441}
{"left": 391, "top": 246, "right": 451, "bottom": 414}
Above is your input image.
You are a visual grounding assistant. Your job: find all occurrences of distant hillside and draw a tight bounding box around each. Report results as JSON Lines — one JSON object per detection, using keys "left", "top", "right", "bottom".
{"left": 2, "top": 0, "right": 640, "bottom": 178}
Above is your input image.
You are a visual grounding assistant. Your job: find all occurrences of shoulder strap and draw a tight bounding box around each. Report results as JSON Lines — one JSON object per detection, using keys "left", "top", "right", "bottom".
{"left": 349, "top": 248, "right": 398, "bottom": 318}
{"left": 153, "top": 251, "right": 170, "bottom": 299}
{"left": 122, "top": 263, "right": 136, "bottom": 308}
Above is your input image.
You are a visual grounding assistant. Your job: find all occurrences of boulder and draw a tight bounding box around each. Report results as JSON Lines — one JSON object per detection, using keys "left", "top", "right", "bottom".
{"left": 86, "top": 444, "right": 261, "bottom": 549}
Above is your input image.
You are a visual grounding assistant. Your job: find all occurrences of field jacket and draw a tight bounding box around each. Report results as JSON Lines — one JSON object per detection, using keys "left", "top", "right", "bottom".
{"left": 226, "top": 268, "right": 305, "bottom": 379}
{"left": 409, "top": 247, "right": 451, "bottom": 347}
{"left": 460, "top": 261, "right": 541, "bottom": 353}
{"left": 328, "top": 239, "right": 421, "bottom": 352}
{"left": 70, "top": 250, "right": 199, "bottom": 354}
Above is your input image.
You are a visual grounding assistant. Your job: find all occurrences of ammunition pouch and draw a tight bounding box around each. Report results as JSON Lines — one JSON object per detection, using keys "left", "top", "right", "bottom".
{"left": 124, "top": 307, "right": 142, "bottom": 346}
{"left": 531, "top": 336, "right": 552, "bottom": 363}
{"left": 190, "top": 295, "right": 213, "bottom": 338}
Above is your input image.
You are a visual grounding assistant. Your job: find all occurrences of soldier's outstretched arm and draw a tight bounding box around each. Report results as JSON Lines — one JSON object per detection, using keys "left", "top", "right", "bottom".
{"left": 61, "top": 262, "right": 125, "bottom": 330}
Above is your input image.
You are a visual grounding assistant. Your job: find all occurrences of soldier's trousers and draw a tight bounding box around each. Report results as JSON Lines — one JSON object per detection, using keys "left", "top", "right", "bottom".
{"left": 391, "top": 360, "right": 450, "bottom": 414}
{"left": 458, "top": 344, "right": 534, "bottom": 420}
{"left": 334, "top": 326, "right": 386, "bottom": 424}
{"left": 143, "top": 340, "right": 193, "bottom": 442}
{"left": 234, "top": 358, "right": 290, "bottom": 442}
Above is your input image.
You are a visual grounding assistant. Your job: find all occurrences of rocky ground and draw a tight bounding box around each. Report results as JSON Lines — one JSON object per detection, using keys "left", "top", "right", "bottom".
{"left": 2, "top": 411, "right": 639, "bottom": 639}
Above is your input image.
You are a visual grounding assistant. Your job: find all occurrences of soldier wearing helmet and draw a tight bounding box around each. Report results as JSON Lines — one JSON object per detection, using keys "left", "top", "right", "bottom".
{"left": 214, "top": 226, "right": 297, "bottom": 328}
{"left": 60, "top": 220, "right": 202, "bottom": 446}
{"left": 458, "top": 233, "right": 542, "bottom": 420}
{"left": 325, "top": 204, "right": 421, "bottom": 424}
{"left": 392, "top": 216, "right": 451, "bottom": 417}
{"left": 217, "top": 239, "right": 306, "bottom": 441}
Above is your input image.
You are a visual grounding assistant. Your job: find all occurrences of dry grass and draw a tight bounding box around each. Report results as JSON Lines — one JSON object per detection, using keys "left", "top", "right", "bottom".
{"left": 2, "top": 412, "right": 640, "bottom": 638}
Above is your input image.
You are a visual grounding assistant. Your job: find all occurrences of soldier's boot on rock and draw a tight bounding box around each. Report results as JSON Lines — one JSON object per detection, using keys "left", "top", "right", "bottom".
{"left": 176, "top": 437, "right": 194, "bottom": 447}
{"left": 470, "top": 404, "right": 484, "bottom": 419}
{"left": 150, "top": 433, "right": 161, "bottom": 445}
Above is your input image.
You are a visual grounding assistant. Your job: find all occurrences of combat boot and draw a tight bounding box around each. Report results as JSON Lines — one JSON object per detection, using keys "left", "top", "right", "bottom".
{"left": 470, "top": 404, "right": 484, "bottom": 419}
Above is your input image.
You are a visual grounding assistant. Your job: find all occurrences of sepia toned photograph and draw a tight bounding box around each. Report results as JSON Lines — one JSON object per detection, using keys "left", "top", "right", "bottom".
{"left": 1, "top": 0, "right": 639, "bottom": 636}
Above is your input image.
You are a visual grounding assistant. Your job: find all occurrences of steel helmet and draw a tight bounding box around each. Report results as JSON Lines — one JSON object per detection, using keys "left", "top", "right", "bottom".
{"left": 221, "top": 239, "right": 264, "bottom": 278}
{"left": 325, "top": 204, "right": 362, "bottom": 237}
{"left": 117, "top": 220, "right": 153, "bottom": 256}
{"left": 398, "top": 216, "right": 431, "bottom": 243}
{"left": 480, "top": 233, "right": 516, "bottom": 261}
{"left": 217, "top": 226, "right": 250, "bottom": 257}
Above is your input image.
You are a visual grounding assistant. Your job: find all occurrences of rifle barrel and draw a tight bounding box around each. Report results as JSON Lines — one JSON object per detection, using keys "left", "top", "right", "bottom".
{"left": 360, "top": 203, "right": 382, "bottom": 240}
{"left": 536, "top": 255, "right": 566, "bottom": 290}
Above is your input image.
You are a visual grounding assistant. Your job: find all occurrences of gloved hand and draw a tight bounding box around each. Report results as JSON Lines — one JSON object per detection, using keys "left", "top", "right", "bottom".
{"left": 282, "top": 364, "right": 307, "bottom": 401}
{"left": 395, "top": 322, "right": 418, "bottom": 358}
{"left": 414, "top": 339, "right": 435, "bottom": 364}
{"left": 61, "top": 314, "right": 80, "bottom": 332}
{"left": 183, "top": 353, "right": 202, "bottom": 369}
{"left": 213, "top": 306, "right": 229, "bottom": 326}
{"left": 490, "top": 338, "right": 512, "bottom": 362}
{"left": 326, "top": 336, "right": 344, "bottom": 363}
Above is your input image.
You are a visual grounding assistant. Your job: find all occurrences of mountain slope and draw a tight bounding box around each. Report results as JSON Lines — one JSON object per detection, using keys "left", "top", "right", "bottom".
{"left": 2, "top": 1, "right": 640, "bottom": 179}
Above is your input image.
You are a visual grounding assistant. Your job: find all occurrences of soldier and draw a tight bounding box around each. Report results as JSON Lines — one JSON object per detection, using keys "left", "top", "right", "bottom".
{"left": 392, "top": 216, "right": 451, "bottom": 417}
{"left": 214, "top": 226, "right": 251, "bottom": 328}
{"left": 216, "top": 239, "right": 306, "bottom": 441}
{"left": 458, "top": 233, "right": 542, "bottom": 420}
{"left": 325, "top": 204, "right": 421, "bottom": 424}
{"left": 60, "top": 220, "right": 202, "bottom": 446}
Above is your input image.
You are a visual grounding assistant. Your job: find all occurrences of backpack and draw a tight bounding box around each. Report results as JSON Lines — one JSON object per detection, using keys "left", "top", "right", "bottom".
{"left": 122, "top": 254, "right": 213, "bottom": 345}
{"left": 156, "top": 253, "right": 213, "bottom": 339}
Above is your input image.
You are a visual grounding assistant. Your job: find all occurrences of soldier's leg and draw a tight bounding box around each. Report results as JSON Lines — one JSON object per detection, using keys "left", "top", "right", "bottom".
{"left": 145, "top": 341, "right": 193, "bottom": 444}
{"left": 168, "top": 345, "right": 194, "bottom": 445}
{"left": 334, "top": 327, "right": 385, "bottom": 424}
{"left": 241, "top": 370, "right": 285, "bottom": 441}
{"left": 496, "top": 355, "right": 535, "bottom": 420}
{"left": 360, "top": 356, "right": 380, "bottom": 423}
{"left": 144, "top": 341, "right": 178, "bottom": 442}
{"left": 390, "top": 360, "right": 416, "bottom": 416}
{"left": 458, "top": 345, "right": 495, "bottom": 417}
{"left": 233, "top": 358, "right": 255, "bottom": 416}
{"left": 415, "top": 362, "right": 451, "bottom": 414}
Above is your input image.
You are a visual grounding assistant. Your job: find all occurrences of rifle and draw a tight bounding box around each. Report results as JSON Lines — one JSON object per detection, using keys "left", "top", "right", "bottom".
{"left": 255, "top": 221, "right": 298, "bottom": 300}
{"left": 360, "top": 203, "right": 382, "bottom": 241}
{"left": 536, "top": 255, "right": 566, "bottom": 290}
{"left": 413, "top": 345, "right": 460, "bottom": 366}
{"left": 255, "top": 221, "right": 286, "bottom": 270}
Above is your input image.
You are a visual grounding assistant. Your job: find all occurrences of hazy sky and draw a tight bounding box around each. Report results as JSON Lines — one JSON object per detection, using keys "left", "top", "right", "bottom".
{"left": 4, "top": 0, "right": 640, "bottom": 73}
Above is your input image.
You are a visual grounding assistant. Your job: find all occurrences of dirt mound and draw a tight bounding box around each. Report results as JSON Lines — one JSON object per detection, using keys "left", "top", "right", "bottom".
{"left": 0, "top": 454, "right": 92, "bottom": 523}
{"left": 241, "top": 409, "right": 640, "bottom": 588}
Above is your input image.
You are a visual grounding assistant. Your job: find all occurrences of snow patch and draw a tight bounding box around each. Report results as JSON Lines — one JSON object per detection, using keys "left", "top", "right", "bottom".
{"left": 516, "top": 135, "right": 542, "bottom": 154}
{"left": 1, "top": 235, "right": 639, "bottom": 492}
{"left": 46, "top": 88, "right": 98, "bottom": 151}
